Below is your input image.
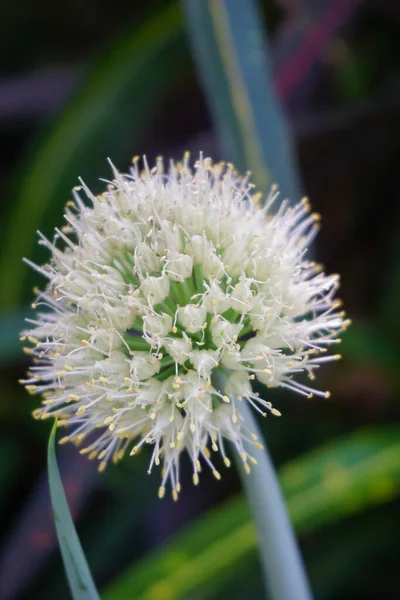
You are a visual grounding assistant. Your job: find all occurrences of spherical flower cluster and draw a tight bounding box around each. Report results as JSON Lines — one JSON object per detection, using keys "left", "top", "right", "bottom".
{"left": 21, "top": 155, "right": 348, "bottom": 499}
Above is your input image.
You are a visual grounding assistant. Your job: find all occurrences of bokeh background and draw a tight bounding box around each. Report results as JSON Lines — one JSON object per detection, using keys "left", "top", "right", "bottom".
{"left": 0, "top": 1, "right": 399, "bottom": 599}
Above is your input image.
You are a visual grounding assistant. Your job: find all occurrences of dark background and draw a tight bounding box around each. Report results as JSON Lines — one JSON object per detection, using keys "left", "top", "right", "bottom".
{"left": 0, "top": 1, "right": 399, "bottom": 599}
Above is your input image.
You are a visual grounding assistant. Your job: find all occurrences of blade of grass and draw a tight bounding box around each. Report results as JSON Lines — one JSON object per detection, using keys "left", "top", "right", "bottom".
{"left": 182, "top": 0, "right": 301, "bottom": 199}
{"left": 48, "top": 422, "right": 100, "bottom": 600}
{"left": 0, "top": 4, "right": 187, "bottom": 310}
{"left": 104, "top": 426, "right": 400, "bottom": 600}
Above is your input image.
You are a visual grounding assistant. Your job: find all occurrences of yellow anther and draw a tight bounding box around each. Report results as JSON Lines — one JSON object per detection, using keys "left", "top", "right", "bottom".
{"left": 224, "top": 457, "right": 231, "bottom": 467}
{"left": 192, "top": 473, "right": 199, "bottom": 486}
{"left": 271, "top": 408, "right": 281, "bottom": 417}
{"left": 212, "top": 470, "right": 221, "bottom": 480}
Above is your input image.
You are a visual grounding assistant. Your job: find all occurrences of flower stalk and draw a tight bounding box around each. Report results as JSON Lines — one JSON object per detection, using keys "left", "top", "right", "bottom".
{"left": 236, "top": 399, "right": 313, "bottom": 600}
{"left": 214, "top": 368, "right": 313, "bottom": 600}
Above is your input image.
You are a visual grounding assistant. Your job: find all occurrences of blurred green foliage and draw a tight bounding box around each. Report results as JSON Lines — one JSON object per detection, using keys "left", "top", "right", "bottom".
{"left": 0, "top": 4, "right": 188, "bottom": 310}
{"left": 104, "top": 427, "right": 400, "bottom": 600}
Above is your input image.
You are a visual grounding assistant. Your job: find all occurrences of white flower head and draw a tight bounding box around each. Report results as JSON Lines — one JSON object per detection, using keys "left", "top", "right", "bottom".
{"left": 21, "top": 154, "right": 349, "bottom": 500}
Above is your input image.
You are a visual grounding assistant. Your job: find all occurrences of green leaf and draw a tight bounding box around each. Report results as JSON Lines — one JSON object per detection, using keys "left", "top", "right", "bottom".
{"left": 0, "top": 4, "right": 187, "bottom": 311}
{"left": 103, "top": 426, "right": 400, "bottom": 600}
{"left": 182, "top": 0, "right": 300, "bottom": 199}
{"left": 340, "top": 321, "right": 400, "bottom": 382}
{"left": 0, "top": 311, "right": 27, "bottom": 364}
{"left": 48, "top": 422, "right": 100, "bottom": 600}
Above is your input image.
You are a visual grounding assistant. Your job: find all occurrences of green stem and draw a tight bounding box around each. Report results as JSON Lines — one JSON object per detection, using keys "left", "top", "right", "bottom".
{"left": 238, "top": 403, "right": 313, "bottom": 600}
{"left": 169, "top": 281, "right": 185, "bottom": 306}
{"left": 214, "top": 370, "right": 313, "bottom": 600}
{"left": 159, "top": 356, "right": 176, "bottom": 369}
{"left": 193, "top": 264, "right": 205, "bottom": 294}
{"left": 156, "top": 299, "right": 176, "bottom": 318}
{"left": 124, "top": 335, "right": 151, "bottom": 352}
{"left": 157, "top": 364, "right": 177, "bottom": 381}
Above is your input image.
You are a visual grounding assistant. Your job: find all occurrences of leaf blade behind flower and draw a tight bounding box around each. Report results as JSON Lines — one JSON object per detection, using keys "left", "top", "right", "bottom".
{"left": 182, "top": 0, "right": 301, "bottom": 199}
